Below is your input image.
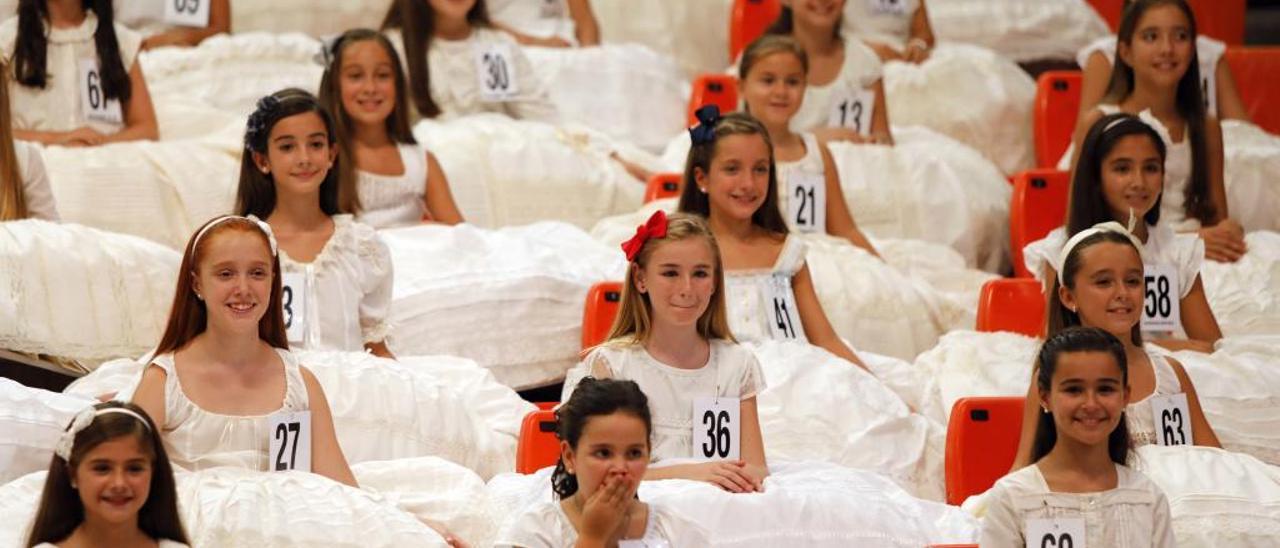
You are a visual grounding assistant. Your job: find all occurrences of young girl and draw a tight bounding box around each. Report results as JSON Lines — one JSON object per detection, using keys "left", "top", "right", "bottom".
{"left": 488, "top": 0, "right": 599, "bottom": 48}
{"left": 0, "top": 0, "right": 158, "bottom": 145}
{"left": 566, "top": 211, "right": 769, "bottom": 492}
{"left": 114, "top": 0, "right": 230, "bottom": 51}
{"left": 495, "top": 377, "right": 710, "bottom": 546}
{"left": 128, "top": 215, "right": 358, "bottom": 487}
{"left": 981, "top": 327, "right": 1176, "bottom": 548}
{"left": 235, "top": 88, "right": 395, "bottom": 357}
{"left": 318, "top": 28, "right": 465, "bottom": 229}
{"left": 25, "top": 401, "right": 190, "bottom": 548}
{"left": 1, "top": 58, "right": 58, "bottom": 221}
{"left": 380, "top": 0, "right": 558, "bottom": 123}
{"left": 840, "top": 0, "right": 935, "bottom": 65}
{"left": 1027, "top": 112, "right": 1222, "bottom": 351}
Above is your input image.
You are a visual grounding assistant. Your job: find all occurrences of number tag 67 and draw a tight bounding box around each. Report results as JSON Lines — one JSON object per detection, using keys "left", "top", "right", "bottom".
{"left": 692, "top": 396, "right": 740, "bottom": 462}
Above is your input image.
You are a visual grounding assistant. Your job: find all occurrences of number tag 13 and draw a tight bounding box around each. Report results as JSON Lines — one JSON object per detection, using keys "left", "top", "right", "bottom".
{"left": 827, "top": 86, "right": 875, "bottom": 136}
{"left": 786, "top": 172, "right": 826, "bottom": 233}
{"left": 474, "top": 43, "right": 520, "bottom": 102}
{"left": 692, "top": 396, "right": 740, "bottom": 462}
{"left": 78, "top": 60, "right": 123, "bottom": 125}
{"left": 1025, "top": 517, "right": 1085, "bottom": 548}
{"left": 1140, "top": 264, "right": 1180, "bottom": 333}
{"left": 267, "top": 410, "right": 312, "bottom": 472}
{"left": 164, "top": 0, "right": 211, "bottom": 28}
{"left": 1151, "top": 393, "right": 1194, "bottom": 447}
{"left": 281, "top": 272, "right": 308, "bottom": 345}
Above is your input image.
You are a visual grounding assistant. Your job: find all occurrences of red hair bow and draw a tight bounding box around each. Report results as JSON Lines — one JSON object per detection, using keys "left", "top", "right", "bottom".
{"left": 621, "top": 210, "right": 668, "bottom": 262}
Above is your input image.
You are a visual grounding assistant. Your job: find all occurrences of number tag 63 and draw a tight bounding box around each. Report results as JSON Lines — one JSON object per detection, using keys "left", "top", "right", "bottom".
{"left": 1025, "top": 517, "right": 1085, "bottom": 548}
{"left": 1151, "top": 393, "right": 1194, "bottom": 447}
{"left": 692, "top": 396, "right": 740, "bottom": 462}
{"left": 267, "top": 410, "right": 312, "bottom": 473}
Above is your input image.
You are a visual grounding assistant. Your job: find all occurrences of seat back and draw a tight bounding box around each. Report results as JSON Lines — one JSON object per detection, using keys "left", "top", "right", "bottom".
{"left": 729, "top": 0, "right": 782, "bottom": 60}
{"left": 945, "top": 396, "right": 1025, "bottom": 505}
{"left": 1033, "top": 71, "right": 1082, "bottom": 168}
{"left": 581, "top": 281, "right": 624, "bottom": 350}
{"left": 977, "top": 279, "right": 1047, "bottom": 338}
{"left": 687, "top": 74, "right": 739, "bottom": 126}
{"left": 516, "top": 409, "right": 561, "bottom": 474}
{"left": 1088, "top": 0, "right": 1244, "bottom": 45}
{"left": 644, "top": 173, "right": 683, "bottom": 204}
{"left": 1225, "top": 46, "right": 1280, "bottom": 135}
{"left": 1010, "top": 169, "right": 1071, "bottom": 278}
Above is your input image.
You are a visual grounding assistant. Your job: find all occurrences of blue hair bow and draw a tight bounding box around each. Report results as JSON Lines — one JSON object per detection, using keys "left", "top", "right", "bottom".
{"left": 688, "top": 105, "right": 721, "bottom": 145}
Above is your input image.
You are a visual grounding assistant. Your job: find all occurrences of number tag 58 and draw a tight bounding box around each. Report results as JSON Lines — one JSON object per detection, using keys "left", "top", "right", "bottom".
{"left": 692, "top": 396, "right": 740, "bottom": 461}
{"left": 164, "top": 0, "right": 211, "bottom": 28}
{"left": 267, "top": 410, "right": 312, "bottom": 472}
{"left": 1151, "top": 393, "right": 1194, "bottom": 447}
{"left": 1140, "top": 264, "right": 1180, "bottom": 333}
{"left": 1025, "top": 517, "right": 1085, "bottom": 548}
{"left": 474, "top": 43, "right": 520, "bottom": 102}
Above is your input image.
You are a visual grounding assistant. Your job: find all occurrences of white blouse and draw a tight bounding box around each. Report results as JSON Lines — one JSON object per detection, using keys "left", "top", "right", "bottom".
{"left": 355, "top": 143, "right": 429, "bottom": 230}
{"left": 980, "top": 463, "right": 1175, "bottom": 548}
{"left": 1076, "top": 35, "right": 1226, "bottom": 118}
{"left": 1023, "top": 222, "right": 1204, "bottom": 301}
{"left": 494, "top": 499, "right": 711, "bottom": 547}
{"left": 280, "top": 215, "right": 394, "bottom": 351}
{"left": 723, "top": 235, "right": 809, "bottom": 343}
{"left": 384, "top": 26, "right": 558, "bottom": 123}
{"left": 564, "top": 340, "right": 766, "bottom": 461}
{"left": 789, "top": 39, "right": 883, "bottom": 135}
{"left": 487, "top": 0, "right": 577, "bottom": 45}
{"left": 14, "top": 140, "right": 60, "bottom": 221}
{"left": 775, "top": 132, "right": 826, "bottom": 234}
{"left": 840, "top": 0, "right": 920, "bottom": 51}
{"left": 1125, "top": 350, "right": 1186, "bottom": 448}
{"left": 0, "top": 11, "right": 142, "bottom": 134}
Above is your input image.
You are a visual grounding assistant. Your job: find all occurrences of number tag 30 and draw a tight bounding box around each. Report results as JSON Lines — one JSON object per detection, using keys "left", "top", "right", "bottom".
{"left": 786, "top": 171, "right": 826, "bottom": 233}
{"left": 869, "top": 0, "right": 910, "bottom": 16}
{"left": 164, "top": 0, "right": 211, "bottom": 28}
{"left": 78, "top": 60, "right": 123, "bottom": 125}
{"left": 1025, "top": 517, "right": 1085, "bottom": 548}
{"left": 692, "top": 396, "right": 740, "bottom": 462}
{"left": 267, "top": 410, "right": 312, "bottom": 472}
{"left": 281, "top": 272, "right": 308, "bottom": 345}
{"left": 1151, "top": 392, "right": 1194, "bottom": 447}
{"left": 764, "top": 275, "right": 806, "bottom": 341}
{"left": 827, "top": 86, "right": 875, "bottom": 136}
{"left": 474, "top": 43, "right": 520, "bottom": 102}
{"left": 1140, "top": 264, "right": 1180, "bottom": 333}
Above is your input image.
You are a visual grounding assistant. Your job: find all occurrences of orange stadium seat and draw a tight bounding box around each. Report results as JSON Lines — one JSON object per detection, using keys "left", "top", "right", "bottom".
{"left": 687, "top": 74, "right": 740, "bottom": 126}
{"left": 644, "top": 173, "right": 683, "bottom": 204}
{"left": 516, "top": 409, "right": 561, "bottom": 473}
{"left": 1010, "top": 169, "right": 1071, "bottom": 278}
{"left": 1225, "top": 46, "right": 1280, "bottom": 135}
{"left": 581, "top": 281, "right": 624, "bottom": 350}
{"left": 1088, "top": 0, "right": 1244, "bottom": 45}
{"left": 729, "top": 0, "right": 782, "bottom": 60}
{"left": 945, "top": 396, "right": 1025, "bottom": 505}
{"left": 1033, "top": 71, "right": 1083, "bottom": 169}
{"left": 977, "top": 279, "right": 1046, "bottom": 338}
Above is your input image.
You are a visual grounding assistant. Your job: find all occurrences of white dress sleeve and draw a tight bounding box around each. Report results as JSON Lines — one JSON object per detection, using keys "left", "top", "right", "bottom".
{"left": 355, "top": 224, "right": 394, "bottom": 344}
{"left": 15, "top": 141, "right": 60, "bottom": 221}
{"left": 493, "top": 501, "right": 573, "bottom": 547}
{"left": 561, "top": 347, "right": 618, "bottom": 402}
{"left": 724, "top": 343, "right": 766, "bottom": 400}
{"left": 977, "top": 481, "right": 1024, "bottom": 548}
{"left": 1151, "top": 483, "right": 1177, "bottom": 548}
{"left": 114, "top": 22, "right": 143, "bottom": 73}
{"left": 1023, "top": 228, "right": 1066, "bottom": 284}
{"left": 1075, "top": 35, "right": 1117, "bottom": 69}
{"left": 1171, "top": 232, "right": 1205, "bottom": 300}
{"left": 651, "top": 503, "right": 713, "bottom": 546}
{"left": 501, "top": 33, "right": 559, "bottom": 123}
{"left": 776, "top": 236, "right": 809, "bottom": 277}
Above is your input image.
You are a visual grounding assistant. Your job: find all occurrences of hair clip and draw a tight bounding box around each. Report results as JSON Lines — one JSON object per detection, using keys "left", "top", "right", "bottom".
{"left": 688, "top": 105, "right": 721, "bottom": 145}
{"left": 244, "top": 95, "right": 283, "bottom": 152}
{"left": 54, "top": 407, "right": 153, "bottom": 462}
{"left": 620, "top": 210, "right": 668, "bottom": 262}
{"left": 314, "top": 34, "right": 340, "bottom": 67}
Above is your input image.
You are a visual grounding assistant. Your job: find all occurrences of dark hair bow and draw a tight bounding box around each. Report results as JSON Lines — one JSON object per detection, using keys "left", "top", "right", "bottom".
{"left": 621, "top": 210, "right": 669, "bottom": 262}
{"left": 244, "top": 95, "right": 283, "bottom": 152}
{"left": 314, "top": 34, "right": 340, "bottom": 67}
{"left": 688, "top": 105, "right": 721, "bottom": 145}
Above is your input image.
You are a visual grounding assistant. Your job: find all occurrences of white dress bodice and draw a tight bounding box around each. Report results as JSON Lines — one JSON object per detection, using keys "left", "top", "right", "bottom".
{"left": 486, "top": 0, "right": 577, "bottom": 45}
{"left": 840, "top": 0, "right": 920, "bottom": 50}
{"left": 494, "top": 499, "right": 711, "bottom": 547}
{"left": 13, "top": 140, "right": 59, "bottom": 221}
{"left": 1023, "top": 222, "right": 1204, "bottom": 301}
{"left": 790, "top": 39, "right": 883, "bottom": 134}
{"left": 1077, "top": 35, "right": 1226, "bottom": 118}
{"left": 723, "top": 235, "right": 809, "bottom": 343}
{"left": 775, "top": 132, "right": 827, "bottom": 233}
{"left": 1125, "top": 351, "right": 1185, "bottom": 448}
{"left": 355, "top": 143, "right": 429, "bottom": 230}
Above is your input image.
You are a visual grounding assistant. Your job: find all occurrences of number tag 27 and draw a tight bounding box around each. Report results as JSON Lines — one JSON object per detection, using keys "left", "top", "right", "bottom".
{"left": 78, "top": 60, "right": 123, "bottom": 125}
{"left": 1151, "top": 393, "right": 1194, "bottom": 447}
{"left": 1140, "top": 264, "right": 1180, "bottom": 333}
{"left": 692, "top": 396, "right": 740, "bottom": 461}
{"left": 281, "top": 272, "right": 309, "bottom": 345}
{"left": 786, "top": 171, "right": 826, "bottom": 233}
{"left": 1025, "top": 517, "right": 1085, "bottom": 548}
{"left": 267, "top": 410, "right": 312, "bottom": 472}
{"left": 164, "top": 0, "right": 211, "bottom": 28}
{"left": 474, "top": 43, "right": 520, "bottom": 102}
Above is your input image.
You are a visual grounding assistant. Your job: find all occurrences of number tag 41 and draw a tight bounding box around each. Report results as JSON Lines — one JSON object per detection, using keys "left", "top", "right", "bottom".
{"left": 764, "top": 274, "right": 806, "bottom": 341}
{"left": 281, "top": 272, "right": 309, "bottom": 345}
{"left": 474, "top": 42, "right": 520, "bottom": 102}
{"left": 786, "top": 172, "right": 826, "bottom": 233}
{"left": 1151, "top": 392, "right": 1194, "bottom": 447}
{"left": 267, "top": 410, "right": 312, "bottom": 473}
{"left": 164, "top": 0, "right": 211, "bottom": 28}
{"left": 78, "top": 60, "right": 123, "bottom": 125}
{"left": 1025, "top": 517, "right": 1085, "bottom": 548}
{"left": 1140, "top": 264, "right": 1180, "bottom": 333}
{"left": 692, "top": 396, "right": 740, "bottom": 462}
{"left": 827, "top": 86, "right": 875, "bottom": 136}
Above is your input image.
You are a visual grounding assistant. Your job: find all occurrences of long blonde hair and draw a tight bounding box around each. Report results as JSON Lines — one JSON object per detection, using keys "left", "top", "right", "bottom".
{"left": 604, "top": 213, "right": 735, "bottom": 346}
{"left": 0, "top": 59, "right": 27, "bottom": 221}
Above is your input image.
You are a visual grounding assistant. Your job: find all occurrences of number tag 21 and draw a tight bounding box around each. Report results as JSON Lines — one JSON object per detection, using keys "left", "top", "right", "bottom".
{"left": 692, "top": 396, "right": 740, "bottom": 461}
{"left": 1025, "top": 517, "right": 1085, "bottom": 548}
{"left": 267, "top": 410, "right": 312, "bottom": 472}
{"left": 786, "top": 171, "right": 826, "bottom": 233}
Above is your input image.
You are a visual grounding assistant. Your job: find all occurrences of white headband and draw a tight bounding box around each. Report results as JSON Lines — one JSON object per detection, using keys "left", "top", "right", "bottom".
{"left": 1055, "top": 216, "right": 1145, "bottom": 286}
{"left": 54, "top": 407, "right": 154, "bottom": 461}
{"left": 191, "top": 215, "right": 278, "bottom": 257}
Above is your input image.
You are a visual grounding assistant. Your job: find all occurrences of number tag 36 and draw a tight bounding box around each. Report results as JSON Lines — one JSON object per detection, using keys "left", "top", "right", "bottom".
{"left": 281, "top": 272, "right": 309, "bottom": 345}
{"left": 1025, "top": 517, "right": 1085, "bottom": 548}
{"left": 474, "top": 43, "right": 520, "bottom": 102}
{"left": 786, "top": 171, "right": 826, "bottom": 233}
{"left": 164, "top": 0, "right": 211, "bottom": 28}
{"left": 78, "top": 60, "right": 123, "bottom": 125}
{"left": 1151, "top": 392, "right": 1194, "bottom": 447}
{"left": 764, "top": 275, "right": 806, "bottom": 341}
{"left": 827, "top": 86, "right": 875, "bottom": 136}
{"left": 692, "top": 396, "right": 740, "bottom": 462}
{"left": 869, "top": 0, "right": 910, "bottom": 16}
{"left": 1140, "top": 264, "right": 1180, "bottom": 333}
{"left": 267, "top": 410, "right": 312, "bottom": 472}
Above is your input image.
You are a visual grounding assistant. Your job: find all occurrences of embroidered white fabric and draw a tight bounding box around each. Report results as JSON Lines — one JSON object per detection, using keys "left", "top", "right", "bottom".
{"left": 926, "top": 0, "right": 1111, "bottom": 62}
{"left": 13, "top": 141, "right": 59, "bottom": 221}
{"left": 0, "top": 378, "right": 94, "bottom": 484}
{"left": 356, "top": 144, "right": 429, "bottom": 230}
{"left": 494, "top": 498, "right": 711, "bottom": 547}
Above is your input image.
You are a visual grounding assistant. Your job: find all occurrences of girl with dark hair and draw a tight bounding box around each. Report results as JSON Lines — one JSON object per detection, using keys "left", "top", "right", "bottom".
{"left": 494, "top": 377, "right": 710, "bottom": 546}
{"left": 380, "top": 0, "right": 557, "bottom": 122}
{"left": 236, "top": 88, "right": 395, "bottom": 357}
{"left": 318, "top": 28, "right": 464, "bottom": 229}
{"left": 981, "top": 327, "right": 1176, "bottom": 548}
{"left": 0, "top": 58, "right": 58, "bottom": 221}
{"left": 0, "top": 0, "right": 158, "bottom": 145}
{"left": 25, "top": 401, "right": 189, "bottom": 548}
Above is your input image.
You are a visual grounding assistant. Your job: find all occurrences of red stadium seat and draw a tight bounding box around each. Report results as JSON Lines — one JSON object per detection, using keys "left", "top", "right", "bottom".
{"left": 687, "top": 74, "right": 739, "bottom": 126}
{"left": 945, "top": 396, "right": 1025, "bottom": 505}
{"left": 1225, "top": 46, "right": 1280, "bottom": 135}
{"left": 644, "top": 173, "right": 683, "bottom": 204}
{"left": 977, "top": 279, "right": 1046, "bottom": 338}
{"left": 1010, "top": 169, "right": 1071, "bottom": 278}
{"left": 1087, "top": 0, "right": 1244, "bottom": 45}
{"left": 581, "top": 281, "right": 624, "bottom": 350}
{"left": 729, "top": 0, "right": 782, "bottom": 61}
{"left": 516, "top": 409, "right": 560, "bottom": 473}
{"left": 1033, "top": 71, "right": 1082, "bottom": 169}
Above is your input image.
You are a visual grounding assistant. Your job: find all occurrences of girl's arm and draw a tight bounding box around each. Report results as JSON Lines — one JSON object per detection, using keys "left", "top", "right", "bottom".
{"left": 567, "top": 0, "right": 601, "bottom": 47}
{"left": 1166, "top": 357, "right": 1222, "bottom": 449}
{"left": 1077, "top": 51, "right": 1113, "bottom": 122}
{"left": 364, "top": 341, "right": 395, "bottom": 359}
{"left": 792, "top": 264, "right": 868, "bottom": 369}
{"left": 903, "top": 1, "right": 935, "bottom": 63}
{"left": 1197, "top": 115, "right": 1246, "bottom": 262}
{"left": 1175, "top": 276, "right": 1222, "bottom": 343}
{"left": 1010, "top": 372, "right": 1040, "bottom": 471}
{"left": 1213, "top": 57, "right": 1250, "bottom": 123}
{"left": 817, "top": 143, "right": 880, "bottom": 257}
{"left": 644, "top": 461, "right": 761, "bottom": 492}
{"left": 300, "top": 366, "right": 359, "bottom": 487}
{"left": 360, "top": 236, "right": 396, "bottom": 359}
{"left": 739, "top": 396, "right": 768, "bottom": 486}
{"left": 103, "top": 61, "right": 159, "bottom": 143}
{"left": 424, "top": 151, "right": 464, "bottom": 225}
{"left": 869, "top": 80, "right": 893, "bottom": 145}
{"left": 139, "top": 0, "right": 230, "bottom": 50}
{"left": 1203, "top": 115, "right": 1229, "bottom": 225}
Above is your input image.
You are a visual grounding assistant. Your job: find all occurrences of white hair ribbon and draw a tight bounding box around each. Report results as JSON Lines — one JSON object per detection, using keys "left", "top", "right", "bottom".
{"left": 54, "top": 407, "right": 153, "bottom": 461}
{"left": 1054, "top": 215, "right": 1144, "bottom": 286}
{"left": 191, "top": 215, "right": 279, "bottom": 257}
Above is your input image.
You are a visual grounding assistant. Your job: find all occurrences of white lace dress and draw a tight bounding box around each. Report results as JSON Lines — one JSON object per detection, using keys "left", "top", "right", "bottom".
{"left": 355, "top": 144, "right": 430, "bottom": 230}
{"left": 788, "top": 40, "right": 883, "bottom": 136}
{"left": 494, "top": 499, "right": 711, "bottom": 547}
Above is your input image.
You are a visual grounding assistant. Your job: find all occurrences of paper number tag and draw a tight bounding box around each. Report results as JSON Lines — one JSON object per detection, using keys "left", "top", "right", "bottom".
{"left": 764, "top": 275, "right": 806, "bottom": 341}
{"left": 539, "top": 0, "right": 567, "bottom": 19}
{"left": 78, "top": 60, "right": 123, "bottom": 125}
{"left": 692, "top": 396, "right": 740, "bottom": 462}
{"left": 163, "top": 0, "right": 211, "bottom": 28}
{"left": 267, "top": 410, "right": 312, "bottom": 472}
{"left": 1025, "top": 517, "right": 1086, "bottom": 548}
{"left": 620, "top": 541, "right": 670, "bottom": 548}
{"left": 786, "top": 172, "right": 826, "bottom": 233}
{"left": 281, "top": 272, "right": 308, "bottom": 344}
{"left": 474, "top": 43, "right": 520, "bottom": 102}
{"left": 869, "top": 0, "right": 910, "bottom": 16}
{"left": 1140, "top": 264, "right": 1180, "bottom": 333}
{"left": 827, "top": 86, "right": 876, "bottom": 136}
{"left": 1151, "top": 393, "right": 1193, "bottom": 447}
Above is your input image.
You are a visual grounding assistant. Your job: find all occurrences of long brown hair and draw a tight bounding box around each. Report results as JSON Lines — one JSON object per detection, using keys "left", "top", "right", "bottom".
{"left": 152, "top": 217, "right": 288, "bottom": 356}
{"left": 677, "top": 112, "right": 789, "bottom": 235}
{"left": 0, "top": 59, "right": 26, "bottom": 221}
{"left": 381, "top": 0, "right": 492, "bottom": 119}
{"left": 13, "top": 0, "right": 131, "bottom": 102}
{"left": 1046, "top": 231, "right": 1144, "bottom": 346}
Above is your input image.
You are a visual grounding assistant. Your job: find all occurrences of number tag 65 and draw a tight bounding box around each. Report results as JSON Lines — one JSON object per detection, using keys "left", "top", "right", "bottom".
{"left": 267, "top": 410, "right": 312, "bottom": 473}
{"left": 692, "top": 396, "right": 740, "bottom": 462}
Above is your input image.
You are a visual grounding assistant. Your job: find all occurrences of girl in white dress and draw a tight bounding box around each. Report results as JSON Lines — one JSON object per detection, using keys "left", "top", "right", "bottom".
{"left": 24, "top": 402, "right": 190, "bottom": 548}
{"left": 318, "top": 28, "right": 464, "bottom": 229}
{"left": 488, "top": 0, "right": 599, "bottom": 48}
{"left": 380, "top": 0, "right": 558, "bottom": 123}
{"left": 981, "top": 327, "right": 1176, "bottom": 548}
{"left": 1, "top": 58, "right": 57, "bottom": 221}
{"left": 0, "top": 0, "right": 158, "bottom": 145}
{"left": 495, "top": 377, "right": 711, "bottom": 547}
{"left": 236, "top": 88, "right": 396, "bottom": 357}
{"left": 114, "top": 0, "right": 229, "bottom": 51}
